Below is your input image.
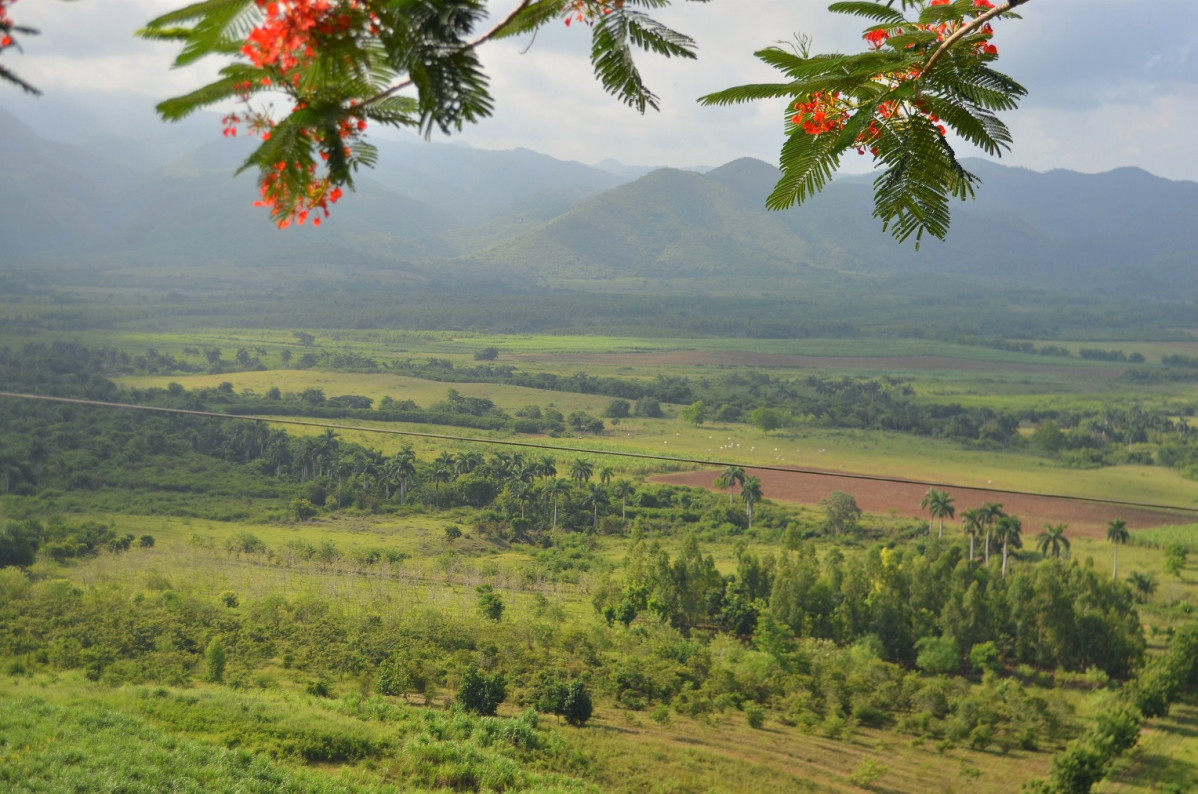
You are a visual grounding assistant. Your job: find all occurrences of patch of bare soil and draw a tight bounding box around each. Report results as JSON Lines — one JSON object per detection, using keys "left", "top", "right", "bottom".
{"left": 655, "top": 468, "right": 1191, "bottom": 540}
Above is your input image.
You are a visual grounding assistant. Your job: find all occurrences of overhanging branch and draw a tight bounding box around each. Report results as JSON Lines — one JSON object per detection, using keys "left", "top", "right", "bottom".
{"left": 922, "top": 0, "right": 1030, "bottom": 75}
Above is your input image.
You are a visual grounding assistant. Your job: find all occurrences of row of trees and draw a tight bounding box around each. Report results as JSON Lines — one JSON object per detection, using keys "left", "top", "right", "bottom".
{"left": 13, "top": 342, "right": 1198, "bottom": 480}
{"left": 919, "top": 488, "right": 1134, "bottom": 581}
{"left": 597, "top": 533, "right": 1145, "bottom": 679}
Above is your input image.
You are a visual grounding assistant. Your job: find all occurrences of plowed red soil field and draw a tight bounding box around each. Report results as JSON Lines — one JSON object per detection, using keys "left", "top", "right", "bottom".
{"left": 655, "top": 467, "right": 1194, "bottom": 540}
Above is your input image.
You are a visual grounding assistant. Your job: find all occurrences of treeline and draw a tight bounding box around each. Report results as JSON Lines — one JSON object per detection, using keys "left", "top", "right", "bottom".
{"left": 596, "top": 536, "right": 1145, "bottom": 679}
{"left": 0, "top": 519, "right": 152, "bottom": 567}
{"left": 17, "top": 340, "right": 1198, "bottom": 483}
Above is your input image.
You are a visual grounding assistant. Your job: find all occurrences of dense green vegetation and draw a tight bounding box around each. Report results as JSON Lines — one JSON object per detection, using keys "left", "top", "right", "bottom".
{"left": 4, "top": 330, "right": 1198, "bottom": 791}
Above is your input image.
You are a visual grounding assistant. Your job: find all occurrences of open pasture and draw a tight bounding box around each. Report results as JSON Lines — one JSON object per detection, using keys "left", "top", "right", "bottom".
{"left": 113, "top": 370, "right": 619, "bottom": 418}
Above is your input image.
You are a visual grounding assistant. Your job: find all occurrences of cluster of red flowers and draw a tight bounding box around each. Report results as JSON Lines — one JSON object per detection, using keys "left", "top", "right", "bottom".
{"left": 254, "top": 163, "right": 344, "bottom": 229}
{"left": 863, "top": 0, "right": 997, "bottom": 56}
{"left": 242, "top": 0, "right": 363, "bottom": 74}
{"left": 226, "top": 0, "right": 376, "bottom": 227}
{"left": 927, "top": 0, "right": 998, "bottom": 56}
{"left": 1, "top": 0, "right": 18, "bottom": 49}
{"left": 564, "top": 0, "right": 624, "bottom": 27}
{"left": 791, "top": 92, "right": 849, "bottom": 136}
{"left": 791, "top": 0, "right": 1000, "bottom": 157}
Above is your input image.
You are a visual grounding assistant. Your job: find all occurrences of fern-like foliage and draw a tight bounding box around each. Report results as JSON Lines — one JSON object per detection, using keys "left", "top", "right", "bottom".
{"left": 700, "top": 0, "right": 1027, "bottom": 247}
{"left": 138, "top": 0, "right": 709, "bottom": 226}
{"left": 0, "top": 18, "right": 43, "bottom": 96}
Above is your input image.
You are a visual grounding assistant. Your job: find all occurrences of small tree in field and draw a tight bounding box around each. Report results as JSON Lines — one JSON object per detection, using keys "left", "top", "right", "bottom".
{"left": 457, "top": 666, "right": 506, "bottom": 716}
{"left": 538, "top": 679, "right": 593, "bottom": 727}
{"left": 748, "top": 407, "right": 788, "bottom": 432}
{"left": 821, "top": 491, "right": 861, "bottom": 535}
{"left": 681, "top": 401, "right": 708, "bottom": 426}
{"left": 205, "top": 637, "right": 226, "bottom": 683}
{"left": 476, "top": 584, "right": 504, "bottom": 621}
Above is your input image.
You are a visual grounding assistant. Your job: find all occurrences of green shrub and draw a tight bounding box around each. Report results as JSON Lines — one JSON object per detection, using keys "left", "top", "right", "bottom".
{"left": 205, "top": 637, "right": 226, "bottom": 683}
{"left": 848, "top": 758, "right": 889, "bottom": 789}
{"left": 457, "top": 667, "right": 505, "bottom": 716}
{"left": 476, "top": 585, "right": 504, "bottom": 622}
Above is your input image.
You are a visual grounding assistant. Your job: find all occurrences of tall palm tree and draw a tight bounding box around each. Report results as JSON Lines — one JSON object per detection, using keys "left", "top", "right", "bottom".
{"left": 297, "top": 437, "right": 320, "bottom": 482}
{"left": 431, "top": 462, "right": 453, "bottom": 508}
{"left": 536, "top": 455, "right": 557, "bottom": 481}
{"left": 265, "top": 430, "right": 291, "bottom": 477}
{"left": 455, "top": 450, "right": 483, "bottom": 476}
{"left": 517, "top": 461, "right": 539, "bottom": 483}
{"left": 570, "top": 458, "right": 594, "bottom": 486}
{"left": 716, "top": 466, "right": 746, "bottom": 505}
{"left": 920, "top": 488, "right": 955, "bottom": 538}
{"left": 335, "top": 457, "right": 355, "bottom": 505}
{"left": 357, "top": 449, "right": 384, "bottom": 492}
{"left": 612, "top": 479, "right": 635, "bottom": 521}
{"left": 543, "top": 478, "right": 571, "bottom": 531}
{"left": 598, "top": 466, "right": 614, "bottom": 486}
{"left": 489, "top": 452, "right": 513, "bottom": 481}
{"left": 978, "top": 501, "right": 1005, "bottom": 566}
{"left": 961, "top": 508, "right": 983, "bottom": 561}
{"left": 584, "top": 484, "right": 610, "bottom": 532}
{"left": 315, "top": 428, "right": 339, "bottom": 478}
{"left": 510, "top": 481, "right": 533, "bottom": 519}
{"left": 994, "top": 515, "right": 1022, "bottom": 577}
{"left": 741, "top": 476, "right": 763, "bottom": 529}
{"left": 1036, "top": 524, "right": 1070, "bottom": 559}
{"left": 392, "top": 447, "right": 417, "bottom": 502}
{"left": 1108, "top": 517, "right": 1130, "bottom": 582}
{"left": 434, "top": 451, "right": 457, "bottom": 477}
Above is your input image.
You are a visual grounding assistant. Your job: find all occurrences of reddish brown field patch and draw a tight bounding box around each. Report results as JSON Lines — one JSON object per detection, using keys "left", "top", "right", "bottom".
{"left": 656, "top": 467, "right": 1190, "bottom": 539}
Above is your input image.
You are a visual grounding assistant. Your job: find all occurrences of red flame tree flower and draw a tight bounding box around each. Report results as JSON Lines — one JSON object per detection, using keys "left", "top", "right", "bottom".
{"left": 701, "top": 0, "right": 1030, "bottom": 247}
{"left": 140, "top": 0, "right": 710, "bottom": 228}
{"left": 0, "top": 0, "right": 44, "bottom": 95}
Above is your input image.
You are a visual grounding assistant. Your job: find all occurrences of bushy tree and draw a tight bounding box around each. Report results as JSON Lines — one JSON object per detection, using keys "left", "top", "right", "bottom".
{"left": 680, "top": 401, "right": 707, "bottom": 426}
{"left": 821, "top": 490, "right": 862, "bottom": 535}
{"left": 538, "top": 679, "right": 594, "bottom": 727}
{"left": 457, "top": 666, "right": 506, "bottom": 716}
{"left": 747, "top": 407, "right": 788, "bottom": 432}
{"left": 476, "top": 584, "right": 505, "bottom": 621}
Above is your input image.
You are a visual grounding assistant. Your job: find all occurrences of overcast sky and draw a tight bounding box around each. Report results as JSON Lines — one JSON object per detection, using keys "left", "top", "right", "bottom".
{"left": 8, "top": 0, "right": 1198, "bottom": 179}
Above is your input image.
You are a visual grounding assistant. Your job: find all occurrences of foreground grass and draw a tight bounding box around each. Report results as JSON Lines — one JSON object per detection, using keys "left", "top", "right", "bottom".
{"left": 0, "top": 683, "right": 593, "bottom": 794}
{"left": 0, "top": 669, "right": 1055, "bottom": 794}
{"left": 0, "top": 693, "right": 381, "bottom": 793}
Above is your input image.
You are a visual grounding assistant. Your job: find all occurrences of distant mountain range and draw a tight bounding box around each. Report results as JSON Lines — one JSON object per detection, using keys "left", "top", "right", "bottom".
{"left": 5, "top": 100, "right": 1198, "bottom": 299}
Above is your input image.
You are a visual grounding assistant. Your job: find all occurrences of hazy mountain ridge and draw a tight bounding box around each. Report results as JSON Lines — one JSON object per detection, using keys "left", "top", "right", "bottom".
{"left": 4, "top": 102, "right": 1197, "bottom": 299}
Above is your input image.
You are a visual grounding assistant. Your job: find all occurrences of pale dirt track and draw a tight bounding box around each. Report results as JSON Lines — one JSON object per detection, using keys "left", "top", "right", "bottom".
{"left": 654, "top": 467, "right": 1194, "bottom": 540}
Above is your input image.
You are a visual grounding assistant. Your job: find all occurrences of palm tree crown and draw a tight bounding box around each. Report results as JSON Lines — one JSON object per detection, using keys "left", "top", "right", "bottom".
{"left": 716, "top": 466, "right": 746, "bottom": 505}
{"left": 1036, "top": 524, "right": 1070, "bottom": 559}
{"left": 569, "top": 458, "right": 594, "bottom": 486}
{"left": 920, "top": 488, "right": 955, "bottom": 538}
